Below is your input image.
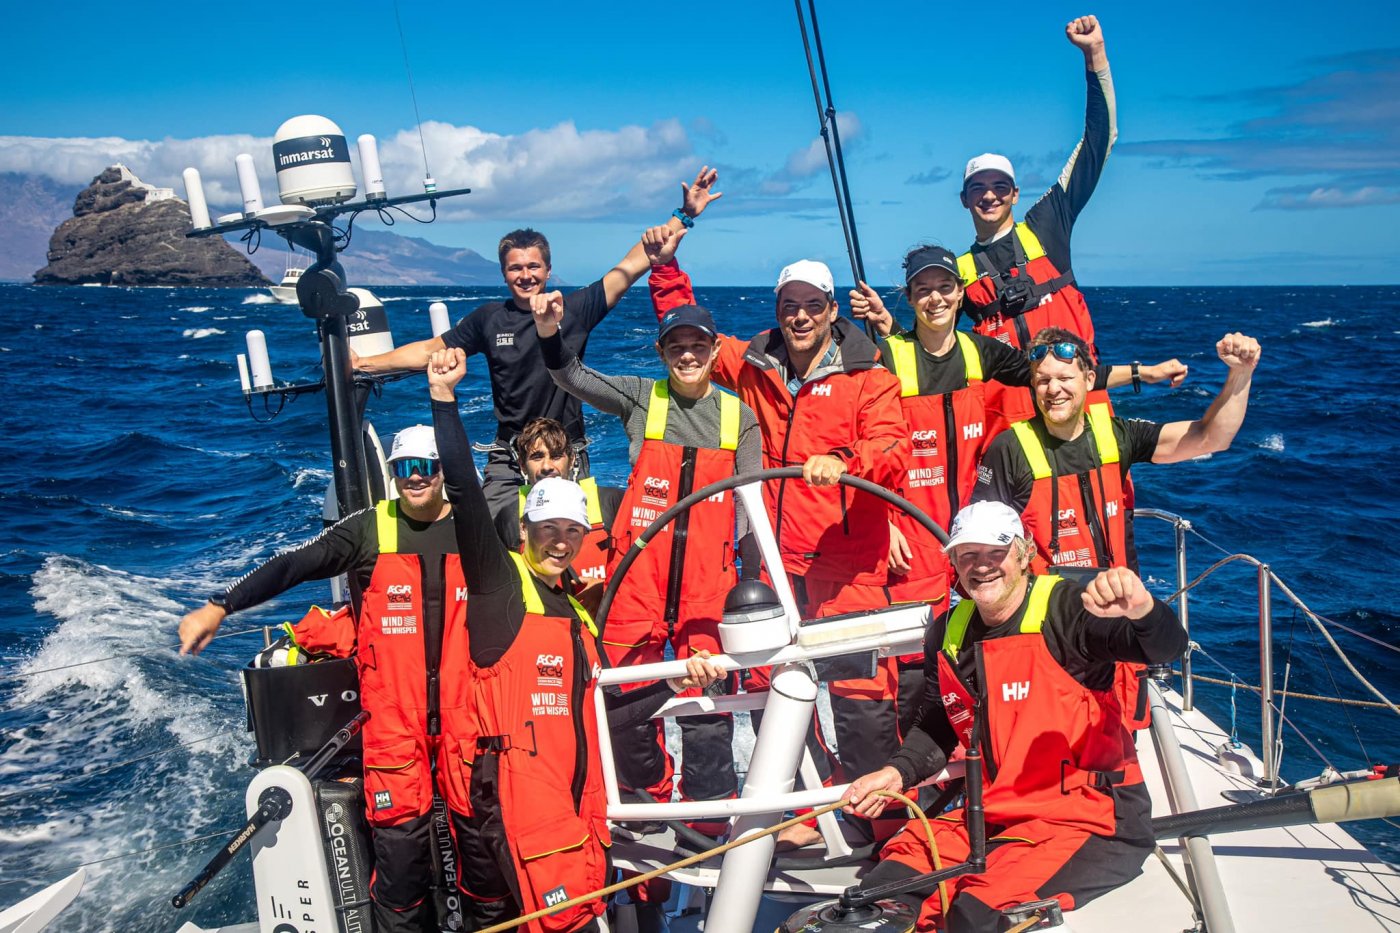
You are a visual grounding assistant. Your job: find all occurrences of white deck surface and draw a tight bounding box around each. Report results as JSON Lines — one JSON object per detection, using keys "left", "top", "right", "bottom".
{"left": 617, "top": 686, "right": 1400, "bottom": 932}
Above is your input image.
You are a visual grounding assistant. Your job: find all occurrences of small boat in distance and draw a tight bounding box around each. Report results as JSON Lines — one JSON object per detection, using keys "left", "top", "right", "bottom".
{"left": 267, "top": 256, "right": 304, "bottom": 304}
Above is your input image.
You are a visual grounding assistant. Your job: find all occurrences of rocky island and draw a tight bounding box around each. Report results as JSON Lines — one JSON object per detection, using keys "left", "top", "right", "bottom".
{"left": 34, "top": 165, "right": 269, "bottom": 287}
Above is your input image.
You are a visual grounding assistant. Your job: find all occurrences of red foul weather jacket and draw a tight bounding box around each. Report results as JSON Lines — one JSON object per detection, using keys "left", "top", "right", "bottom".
{"left": 651, "top": 261, "right": 909, "bottom": 585}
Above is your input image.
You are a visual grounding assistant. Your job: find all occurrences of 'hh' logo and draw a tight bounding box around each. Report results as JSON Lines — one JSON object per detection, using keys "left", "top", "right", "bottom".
{"left": 1002, "top": 680, "right": 1030, "bottom": 702}
{"left": 811, "top": 384, "right": 832, "bottom": 396}
{"left": 1105, "top": 500, "right": 1119, "bottom": 518}
{"left": 963, "top": 422, "right": 984, "bottom": 441}
{"left": 543, "top": 885, "right": 569, "bottom": 908}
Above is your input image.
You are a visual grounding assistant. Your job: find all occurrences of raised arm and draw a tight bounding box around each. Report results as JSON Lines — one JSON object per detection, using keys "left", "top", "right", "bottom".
{"left": 602, "top": 166, "right": 724, "bottom": 307}
{"left": 1151, "top": 333, "right": 1261, "bottom": 463}
{"left": 533, "top": 288, "right": 648, "bottom": 418}
{"left": 1040, "top": 16, "right": 1116, "bottom": 226}
{"left": 351, "top": 335, "right": 447, "bottom": 375}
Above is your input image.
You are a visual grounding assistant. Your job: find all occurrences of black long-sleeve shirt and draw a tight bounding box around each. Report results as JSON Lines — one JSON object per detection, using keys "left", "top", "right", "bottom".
{"left": 886, "top": 574, "right": 1185, "bottom": 788}
{"left": 431, "top": 397, "right": 674, "bottom": 727}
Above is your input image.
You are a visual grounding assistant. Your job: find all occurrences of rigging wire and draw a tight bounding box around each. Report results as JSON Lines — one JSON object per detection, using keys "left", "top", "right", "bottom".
{"left": 393, "top": 0, "right": 433, "bottom": 183}
{"left": 0, "top": 729, "right": 240, "bottom": 804}
{"left": 0, "top": 830, "right": 241, "bottom": 892}
{"left": 793, "top": 0, "right": 868, "bottom": 327}
{"left": 3, "top": 625, "right": 266, "bottom": 681}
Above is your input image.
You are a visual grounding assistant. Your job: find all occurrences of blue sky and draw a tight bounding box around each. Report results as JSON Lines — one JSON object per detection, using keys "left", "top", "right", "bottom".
{"left": 4, "top": 1, "right": 1397, "bottom": 286}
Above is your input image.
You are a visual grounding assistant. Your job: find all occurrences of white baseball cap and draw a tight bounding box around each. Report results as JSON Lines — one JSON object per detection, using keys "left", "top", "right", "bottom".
{"left": 774, "top": 259, "right": 835, "bottom": 298}
{"left": 388, "top": 424, "right": 438, "bottom": 462}
{"left": 943, "top": 500, "right": 1025, "bottom": 553}
{"left": 963, "top": 153, "right": 1016, "bottom": 186}
{"left": 524, "top": 477, "right": 591, "bottom": 528}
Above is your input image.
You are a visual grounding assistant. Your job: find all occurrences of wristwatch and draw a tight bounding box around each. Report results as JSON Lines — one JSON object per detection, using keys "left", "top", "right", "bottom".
{"left": 1131, "top": 361, "right": 1141, "bottom": 394}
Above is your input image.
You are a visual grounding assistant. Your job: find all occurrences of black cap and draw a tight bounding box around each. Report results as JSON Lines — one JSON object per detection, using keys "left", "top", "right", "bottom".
{"left": 902, "top": 245, "right": 959, "bottom": 285}
{"left": 657, "top": 304, "right": 718, "bottom": 341}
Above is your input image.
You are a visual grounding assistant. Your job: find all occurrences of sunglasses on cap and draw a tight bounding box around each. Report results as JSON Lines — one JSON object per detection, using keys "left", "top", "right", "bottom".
{"left": 1027, "top": 342, "right": 1086, "bottom": 364}
{"left": 390, "top": 457, "right": 441, "bottom": 479}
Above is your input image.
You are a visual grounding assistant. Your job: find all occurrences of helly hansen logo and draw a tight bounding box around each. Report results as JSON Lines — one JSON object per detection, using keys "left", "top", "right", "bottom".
{"left": 455, "top": 587, "right": 469, "bottom": 601}
{"left": 811, "top": 384, "right": 833, "bottom": 396}
{"left": 963, "top": 422, "right": 984, "bottom": 441}
{"left": 374, "top": 790, "right": 392, "bottom": 810}
{"left": 1105, "top": 500, "right": 1119, "bottom": 518}
{"left": 1002, "top": 681, "right": 1030, "bottom": 702}
{"left": 911, "top": 429, "right": 939, "bottom": 457}
{"left": 578, "top": 565, "right": 605, "bottom": 580}
{"left": 386, "top": 583, "right": 413, "bottom": 611}
{"left": 543, "top": 885, "right": 569, "bottom": 909}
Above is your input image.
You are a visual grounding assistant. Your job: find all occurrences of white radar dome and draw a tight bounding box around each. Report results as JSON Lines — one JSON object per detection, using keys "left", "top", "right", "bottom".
{"left": 274, "top": 115, "right": 357, "bottom": 206}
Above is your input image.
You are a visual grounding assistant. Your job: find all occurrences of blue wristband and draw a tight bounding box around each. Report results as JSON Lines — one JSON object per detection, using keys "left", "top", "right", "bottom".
{"left": 672, "top": 208, "right": 695, "bottom": 229}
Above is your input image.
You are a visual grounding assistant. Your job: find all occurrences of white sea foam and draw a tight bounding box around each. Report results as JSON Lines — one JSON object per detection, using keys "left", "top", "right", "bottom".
{"left": 180, "top": 305, "right": 213, "bottom": 313}
{"left": 1262, "top": 433, "right": 1285, "bottom": 452}
{"left": 292, "top": 466, "right": 332, "bottom": 490}
{"left": 242, "top": 293, "right": 277, "bottom": 305}
{"left": 1301, "top": 318, "right": 1334, "bottom": 328}
{"left": 6, "top": 557, "right": 253, "bottom": 928}
{"left": 182, "top": 328, "right": 225, "bottom": 339}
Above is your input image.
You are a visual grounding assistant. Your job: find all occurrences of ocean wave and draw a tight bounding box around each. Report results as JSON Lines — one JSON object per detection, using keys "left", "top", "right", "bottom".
{"left": 1261, "top": 433, "right": 1285, "bottom": 452}
{"left": 241, "top": 293, "right": 277, "bottom": 305}
{"left": 182, "top": 328, "right": 225, "bottom": 339}
{"left": 1301, "top": 318, "right": 1335, "bottom": 328}
{"left": 180, "top": 306, "right": 213, "bottom": 313}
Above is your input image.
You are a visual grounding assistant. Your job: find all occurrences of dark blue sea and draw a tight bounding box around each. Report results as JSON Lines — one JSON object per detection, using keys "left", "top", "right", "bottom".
{"left": 1, "top": 281, "right": 1397, "bottom": 930}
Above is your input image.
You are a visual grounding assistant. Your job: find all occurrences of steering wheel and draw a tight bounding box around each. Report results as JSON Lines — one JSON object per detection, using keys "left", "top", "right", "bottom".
{"left": 595, "top": 465, "right": 950, "bottom": 634}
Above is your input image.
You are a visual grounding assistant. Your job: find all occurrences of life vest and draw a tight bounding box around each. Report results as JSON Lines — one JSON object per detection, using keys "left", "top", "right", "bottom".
{"left": 958, "top": 222, "right": 1101, "bottom": 425}
{"left": 957, "top": 222, "right": 1095, "bottom": 351}
{"left": 885, "top": 332, "right": 990, "bottom": 589}
{"left": 1010, "top": 403, "right": 1126, "bottom": 573}
{"left": 469, "top": 552, "right": 609, "bottom": 932}
{"left": 605, "top": 380, "right": 740, "bottom": 641}
{"left": 934, "top": 574, "right": 1140, "bottom": 832}
{"left": 519, "top": 476, "right": 612, "bottom": 586}
{"left": 359, "top": 499, "right": 470, "bottom": 822}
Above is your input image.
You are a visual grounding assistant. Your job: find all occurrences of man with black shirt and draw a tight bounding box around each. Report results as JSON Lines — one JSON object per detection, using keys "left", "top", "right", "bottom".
{"left": 973, "top": 327, "right": 1260, "bottom": 572}
{"left": 352, "top": 170, "right": 720, "bottom": 521}
{"left": 956, "top": 15, "right": 1115, "bottom": 426}
{"left": 843, "top": 501, "right": 1187, "bottom": 931}
{"left": 177, "top": 425, "right": 466, "bottom": 933}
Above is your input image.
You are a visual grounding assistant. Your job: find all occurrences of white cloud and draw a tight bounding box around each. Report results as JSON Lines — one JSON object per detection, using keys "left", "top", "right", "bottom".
{"left": 0, "top": 118, "right": 697, "bottom": 221}
{"left": 760, "top": 111, "right": 864, "bottom": 196}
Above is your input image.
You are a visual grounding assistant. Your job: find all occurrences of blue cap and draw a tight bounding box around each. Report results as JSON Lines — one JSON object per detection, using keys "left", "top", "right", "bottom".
{"left": 657, "top": 304, "right": 718, "bottom": 341}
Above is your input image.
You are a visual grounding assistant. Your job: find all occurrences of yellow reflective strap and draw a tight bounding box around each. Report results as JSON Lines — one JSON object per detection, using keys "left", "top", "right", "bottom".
{"left": 956, "top": 251, "right": 978, "bottom": 286}
{"left": 1018, "top": 575, "right": 1063, "bottom": 635}
{"left": 509, "top": 552, "right": 545, "bottom": 615}
{"left": 517, "top": 487, "right": 527, "bottom": 519}
{"left": 1086, "top": 403, "right": 1120, "bottom": 465}
{"left": 579, "top": 477, "right": 604, "bottom": 526}
{"left": 508, "top": 551, "right": 599, "bottom": 637}
{"left": 569, "top": 596, "right": 599, "bottom": 638}
{"left": 718, "top": 390, "right": 741, "bottom": 451}
{"left": 375, "top": 499, "right": 399, "bottom": 554}
{"left": 956, "top": 331, "right": 983, "bottom": 384}
{"left": 943, "top": 599, "right": 976, "bottom": 659}
{"left": 644, "top": 380, "right": 670, "bottom": 441}
{"left": 886, "top": 334, "right": 920, "bottom": 397}
{"left": 1014, "top": 222, "right": 1047, "bottom": 261}
{"left": 1011, "top": 421, "right": 1052, "bottom": 480}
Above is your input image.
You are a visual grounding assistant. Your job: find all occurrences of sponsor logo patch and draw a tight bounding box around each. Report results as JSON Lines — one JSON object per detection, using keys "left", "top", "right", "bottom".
{"left": 911, "top": 429, "right": 939, "bottom": 457}
{"left": 543, "top": 885, "right": 569, "bottom": 909}
{"left": 496, "top": 332, "right": 515, "bottom": 347}
{"left": 374, "top": 790, "right": 392, "bottom": 810}
{"left": 380, "top": 614, "right": 418, "bottom": 635}
{"left": 641, "top": 476, "right": 671, "bottom": 507}
{"left": 386, "top": 583, "right": 413, "bottom": 611}
{"left": 536, "top": 653, "right": 565, "bottom": 687}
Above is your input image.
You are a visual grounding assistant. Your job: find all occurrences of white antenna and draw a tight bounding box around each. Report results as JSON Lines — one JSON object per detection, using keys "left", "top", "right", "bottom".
{"left": 235, "top": 154, "right": 265, "bottom": 216}
{"left": 393, "top": 0, "right": 436, "bottom": 193}
{"left": 182, "top": 168, "right": 211, "bottom": 229}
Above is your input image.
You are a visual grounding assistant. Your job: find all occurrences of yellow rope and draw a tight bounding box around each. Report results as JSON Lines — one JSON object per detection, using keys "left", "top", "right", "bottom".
{"left": 477, "top": 789, "right": 938, "bottom": 933}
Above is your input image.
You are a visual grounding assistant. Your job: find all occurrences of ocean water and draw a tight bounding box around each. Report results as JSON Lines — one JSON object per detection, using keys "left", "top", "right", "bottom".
{"left": 0, "top": 281, "right": 1397, "bottom": 930}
